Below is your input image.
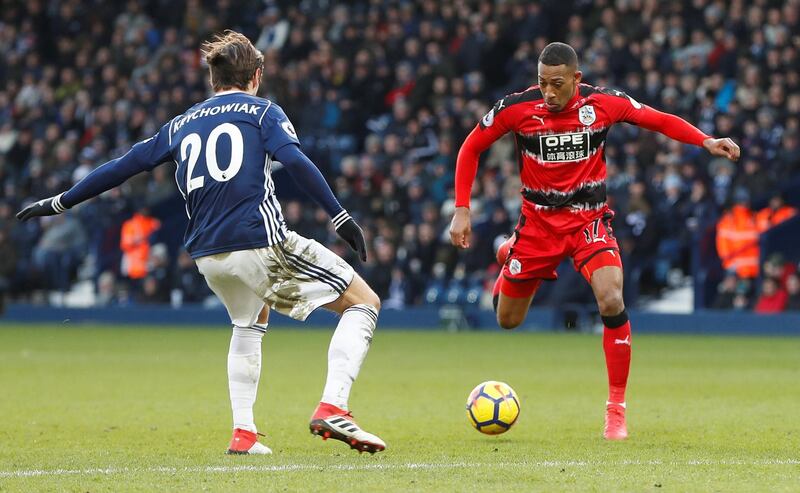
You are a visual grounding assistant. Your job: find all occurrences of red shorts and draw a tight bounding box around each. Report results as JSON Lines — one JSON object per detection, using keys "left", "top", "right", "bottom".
{"left": 500, "top": 208, "right": 622, "bottom": 297}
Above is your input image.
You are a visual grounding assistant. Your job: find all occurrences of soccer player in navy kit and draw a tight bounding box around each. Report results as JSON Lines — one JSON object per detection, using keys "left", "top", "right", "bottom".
{"left": 17, "top": 31, "right": 385, "bottom": 455}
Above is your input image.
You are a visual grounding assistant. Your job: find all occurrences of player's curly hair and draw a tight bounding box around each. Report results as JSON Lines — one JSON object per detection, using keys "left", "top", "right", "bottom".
{"left": 202, "top": 30, "right": 264, "bottom": 92}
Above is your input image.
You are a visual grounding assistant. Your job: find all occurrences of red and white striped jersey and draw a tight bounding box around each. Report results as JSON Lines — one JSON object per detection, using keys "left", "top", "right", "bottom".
{"left": 455, "top": 83, "right": 709, "bottom": 232}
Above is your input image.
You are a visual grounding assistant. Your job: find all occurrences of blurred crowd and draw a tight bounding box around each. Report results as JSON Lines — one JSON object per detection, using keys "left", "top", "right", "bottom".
{"left": 1, "top": 0, "right": 799, "bottom": 312}
{"left": 713, "top": 192, "right": 798, "bottom": 312}
{"left": 713, "top": 254, "right": 800, "bottom": 313}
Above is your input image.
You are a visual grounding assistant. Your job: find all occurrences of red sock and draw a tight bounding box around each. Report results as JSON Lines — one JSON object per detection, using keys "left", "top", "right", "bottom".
{"left": 602, "top": 320, "right": 631, "bottom": 404}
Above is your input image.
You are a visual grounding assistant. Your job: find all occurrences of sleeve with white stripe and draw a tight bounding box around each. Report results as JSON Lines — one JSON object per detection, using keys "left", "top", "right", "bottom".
{"left": 272, "top": 143, "right": 350, "bottom": 227}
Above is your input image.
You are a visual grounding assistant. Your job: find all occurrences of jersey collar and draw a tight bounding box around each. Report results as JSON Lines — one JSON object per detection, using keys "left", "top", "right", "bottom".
{"left": 212, "top": 89, "right": 248, "bottom": 97}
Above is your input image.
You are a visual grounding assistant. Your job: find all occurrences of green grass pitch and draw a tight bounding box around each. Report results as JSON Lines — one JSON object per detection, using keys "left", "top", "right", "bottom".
{"left": 0, "top": 324, "right": 798, "bottom": 492}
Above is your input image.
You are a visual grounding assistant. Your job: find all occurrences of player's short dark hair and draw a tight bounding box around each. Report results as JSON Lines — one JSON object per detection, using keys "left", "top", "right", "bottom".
{"left": 538, "top": 42, "right": 578, "bottom": 68}
{"left": 202, "top": 30, "right": 264, "bottom": 92}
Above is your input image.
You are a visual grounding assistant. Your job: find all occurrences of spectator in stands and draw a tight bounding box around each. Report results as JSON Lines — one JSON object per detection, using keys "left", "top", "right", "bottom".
{"left": 383, "top": 267, "right": 412, "bottom": 310}
{"left": 785, "top": 273, "right": 800, "bottom": 311}
{"left": 365, "top": 239, "right": 396, "bottom": 300}
{"left": 255, "top": 6, "right": 289, "bottom": 52}
{"left": 712, "top": 273, "right": 737, "bottom": 310}
{"left": 145, "top": 243, "right": 171, "bottom": 302}
{"left": 733, "top": 158, "right": 774, "bottom": 201}
{"left": 716, "top": 189, "right": 759, "bottom": 280}
{"left": 754, "top": 277, "right": 787, "bottom": 314}
{"left": 119, "top": 206, "right": 160, "bottom": 289}
{"left": 678, "top": 179, "right": 718, "bottom": 274}
{"left": 95, "top": 270, "right": 118, "bottom": 307}
{"left": 138, "top": 276, "right": 169, "bottom": 304}
{"left": 776, "top": 132, "right": 800, "bottom": 180}
{"left": 762, "top": 253, "right": 796, "bottom": 287}
{"left": 0, "top": 229, "right": 16, "bottom": 313}
{"left": 756, "top": 193, "right": 797, "bottom": 232}
{"left": 682, "top": 180, "right": 718, "bottom": 235}
{"left": 32, "top": 214, "right": 87, "bottom": 299}
{"left": 171, "top": 250, "right": 210, "bottom": 305}
{"left": 732, "top": 279, "right": 752, "bottom": 311}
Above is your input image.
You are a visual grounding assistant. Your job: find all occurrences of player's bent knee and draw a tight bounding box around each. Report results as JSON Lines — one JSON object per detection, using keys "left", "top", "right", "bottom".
{"left": 359, "top": 284, "right": 381, "bottom": 312}
{"left": 497, "top": 312, "right": 523, "bottom": 330}
{"left": 498, "top": 318, "right": 522, "bottom": 330}
{"left": 365, "top": 292, "right": 381, "bottom": 312}
{"left": 349, "top": 280, "right": 381, "bottom": 312}
{"left": 597, "top": 291, "right": 625, "bottom": 316}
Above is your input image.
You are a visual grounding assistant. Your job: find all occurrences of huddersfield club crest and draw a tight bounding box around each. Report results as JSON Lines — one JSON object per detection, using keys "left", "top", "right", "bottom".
{"left": 578, "top": 105, "right": 596, "bottom": 126}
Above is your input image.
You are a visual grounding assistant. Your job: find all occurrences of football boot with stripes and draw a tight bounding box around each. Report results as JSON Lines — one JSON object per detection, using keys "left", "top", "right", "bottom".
{"left": 226, "top": 428, "right": 273, "bottom": 455}
{"left": 309, "top": 402, "right": 386, "bottom": 454}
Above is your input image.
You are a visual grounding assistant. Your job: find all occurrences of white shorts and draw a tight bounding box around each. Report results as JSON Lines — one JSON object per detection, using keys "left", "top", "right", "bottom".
{"left": 195, "top": 231, "right": 355, "bottom": 326}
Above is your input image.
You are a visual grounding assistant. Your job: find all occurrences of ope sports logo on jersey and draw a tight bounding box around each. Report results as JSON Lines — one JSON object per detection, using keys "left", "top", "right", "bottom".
{"left": 539, "top": 131, "right": 590, "bottom": 162}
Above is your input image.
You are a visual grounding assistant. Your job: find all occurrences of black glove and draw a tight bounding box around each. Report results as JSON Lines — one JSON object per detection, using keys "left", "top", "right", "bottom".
{"left": 335, "top": 217, "right": 367, "bottom": 262}
{"left": 16, "top": 193, "right": 67, "bottom": 221}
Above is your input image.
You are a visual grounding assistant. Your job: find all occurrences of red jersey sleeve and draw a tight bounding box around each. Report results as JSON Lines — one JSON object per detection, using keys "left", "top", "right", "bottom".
{"left": 454, "top": 98, "right": 516, "bottom": 208}
{"left": 601, "top": 89, "right": 711, "bottom": 147}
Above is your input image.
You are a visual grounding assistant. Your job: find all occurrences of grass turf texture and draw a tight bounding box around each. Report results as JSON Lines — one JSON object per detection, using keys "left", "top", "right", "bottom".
{"left": 0, "top": 325, "right": 797, "bottom": 492}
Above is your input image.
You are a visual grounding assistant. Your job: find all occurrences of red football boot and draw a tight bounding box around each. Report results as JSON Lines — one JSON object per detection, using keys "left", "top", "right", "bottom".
{"left": 226, "top": 428, "right": 272, "bottom": 455}
{"left": 309, "top": 402, "right": 386, "bottom": 454}
{"left": 603, "top": 402, "right": 628, "bottom": 440}
{"left": 496, "top": 234, "right": 516, "bottom": 266}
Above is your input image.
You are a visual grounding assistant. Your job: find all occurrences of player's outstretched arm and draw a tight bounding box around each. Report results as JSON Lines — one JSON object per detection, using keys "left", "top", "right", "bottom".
{"left": 450, "top": 94, "right": 516, "bottom": 249}
{"left": 274, "top": 144, "right": 366, "bottom": 261}
{"left": 450, "top": 126, "right": 482, "bottom": 249}
{"left": 16, "top": 125, "right": 172, "bottom": 221}
{"left": 620, "top": 101, "right": 740, "bottom": 161}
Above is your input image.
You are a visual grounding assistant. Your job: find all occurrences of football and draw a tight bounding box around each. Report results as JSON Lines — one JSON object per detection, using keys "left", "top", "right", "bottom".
{"left": 465, "top": 380, "right": 521, "bottom": 435}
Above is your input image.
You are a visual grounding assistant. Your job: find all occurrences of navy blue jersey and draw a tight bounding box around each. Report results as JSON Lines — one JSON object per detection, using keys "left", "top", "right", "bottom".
{"left": 61, "top": 90, "right": 348, "bottom": 259}
{"left": 168, "top": 92, "right": 297, "bottom": 257}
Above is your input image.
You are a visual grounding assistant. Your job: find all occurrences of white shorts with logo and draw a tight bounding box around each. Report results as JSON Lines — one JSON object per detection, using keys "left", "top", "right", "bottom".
{"left": 195, "top": 231, "right": 355, "bottom": 326}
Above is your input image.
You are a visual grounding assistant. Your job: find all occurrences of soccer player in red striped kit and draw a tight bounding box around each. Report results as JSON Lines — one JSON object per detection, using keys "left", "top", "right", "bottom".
{"left": 449, "top": 42, "right": 740, "bottom": 440}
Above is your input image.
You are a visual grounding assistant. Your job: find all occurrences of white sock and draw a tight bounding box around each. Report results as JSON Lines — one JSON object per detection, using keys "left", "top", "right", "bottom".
{"left": 228, "top": 324, "right": 266, "bottom": 432}
{"left": 321, "top": 304, "right": 378, "bottom": 410}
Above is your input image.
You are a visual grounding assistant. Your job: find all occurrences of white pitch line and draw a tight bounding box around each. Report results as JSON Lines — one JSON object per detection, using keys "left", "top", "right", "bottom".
{"left": 1, "top": 460, "right": 798, "bottom": 479}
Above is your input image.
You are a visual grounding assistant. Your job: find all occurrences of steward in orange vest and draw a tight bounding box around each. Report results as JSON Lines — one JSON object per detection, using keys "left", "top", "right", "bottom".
{"left": 120, "top": 208, "right": 161, "bottom": 280}
{"left": 716, "top": 195, "right": 759, "bottom": 279}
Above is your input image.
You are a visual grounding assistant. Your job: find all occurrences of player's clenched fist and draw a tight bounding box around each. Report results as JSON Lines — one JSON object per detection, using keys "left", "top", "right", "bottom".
{"left": 703, "top": 137, "right": 740, "bottom": 161}
{"left": 449, "top": 206, "right": 472, "bottom": 249}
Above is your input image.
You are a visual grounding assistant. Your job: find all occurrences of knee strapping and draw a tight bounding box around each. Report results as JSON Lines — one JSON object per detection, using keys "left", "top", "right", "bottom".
{"left": 601, "top": 309, "right": 629, "bottom": 329}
